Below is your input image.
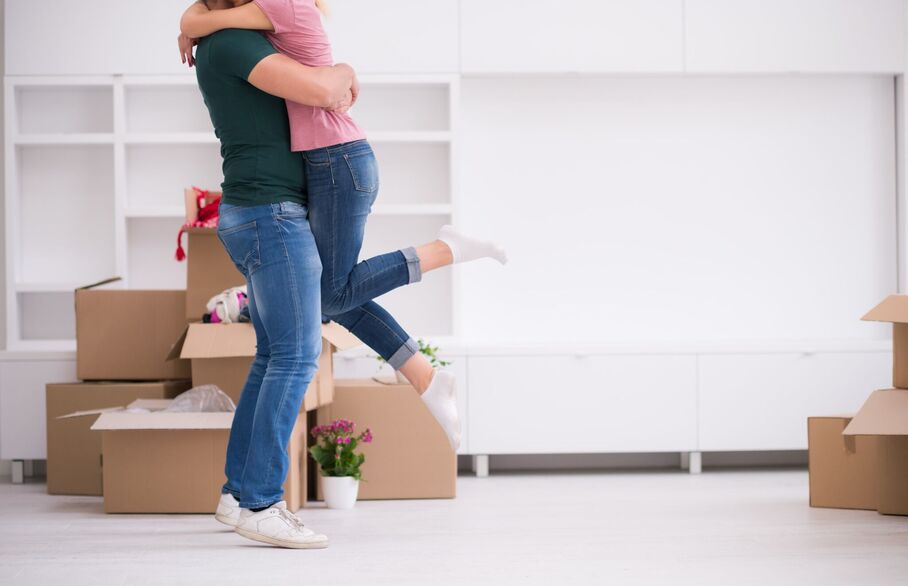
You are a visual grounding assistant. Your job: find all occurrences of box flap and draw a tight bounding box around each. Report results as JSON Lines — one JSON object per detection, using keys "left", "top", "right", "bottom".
{"left": 57, "top": 406, "right": 124, "bottom": 420}
{"left": 180, "top": 322, "right": 256, "bottom": 359}
{"left": 172, "top": 321, "right": 361, "bottom": 360}
{"left": 862, "top": 295, "right": 908, "bottom": 324}
{"left": 91, "top": 411, "right": 234, "bottom": 431}
{"left": 166, "top": 326, "right": 189, "bottom": 361}
{"left": 322, "top": 322, "right": 362, "bottom": 351}
{"left": 76, "top": 276, "right": 123, "bottom": 291}
{"left": 843, "top": 389, "right": 908, "bottom": 436}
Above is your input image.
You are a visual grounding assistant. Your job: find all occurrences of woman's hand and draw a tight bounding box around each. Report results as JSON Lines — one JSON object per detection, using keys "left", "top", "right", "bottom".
{"left": 178, "top": 33, "right": 197, "bottom": 67}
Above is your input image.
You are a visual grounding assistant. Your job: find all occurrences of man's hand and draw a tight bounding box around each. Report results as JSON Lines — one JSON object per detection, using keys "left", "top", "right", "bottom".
{"left": 326, "top": 89, "right": 354, "bottom": 114}
{"left": 350, "top": 72, "right": 360, "bottom": 108}
{"left": 178, "top": 33, "right": 197, "bottom": 67}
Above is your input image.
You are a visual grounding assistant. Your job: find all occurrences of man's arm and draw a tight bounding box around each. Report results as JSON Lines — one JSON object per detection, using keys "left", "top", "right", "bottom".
{"left": 181, "top": 1, "right": 274, "bottom": 39}
{"left": 248, "top": 55, "right": 355, "bottom": 110}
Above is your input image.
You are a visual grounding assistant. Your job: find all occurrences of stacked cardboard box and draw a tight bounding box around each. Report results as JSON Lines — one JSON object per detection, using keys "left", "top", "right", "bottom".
{"left": 47, "top": 200, "right": 360, "bottom": 513}
{"left": 808, "top": 295, "right": 908, "bottom": 515}
{"left": 45, "top": 278, "right": 195, "bottom": 495}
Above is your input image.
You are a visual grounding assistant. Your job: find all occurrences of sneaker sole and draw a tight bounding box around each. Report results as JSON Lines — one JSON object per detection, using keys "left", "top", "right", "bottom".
{"left": 235, "top": 526, "right": 330, "bottom": 549}
{"left": 215, "top": 512, "right": 239, "bottom": 527}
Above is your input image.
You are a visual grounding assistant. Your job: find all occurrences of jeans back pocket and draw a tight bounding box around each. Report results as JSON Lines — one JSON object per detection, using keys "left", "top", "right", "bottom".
{"left": 217, "top": 220, "right": 261, "bottom": 277}
{"left": 343, "top": 150, "right": 379, "bottom": 194}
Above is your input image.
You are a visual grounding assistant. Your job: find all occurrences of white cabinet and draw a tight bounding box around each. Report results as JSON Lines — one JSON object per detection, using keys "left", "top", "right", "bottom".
{"left": 698, "top": 351, "right": 892, "bottom": 452}
{"left": 6, "top": 0, "right": 191, "bottom": 75}
{"left": 685, "top": 0, "right": 906, "bottom": 73}
{"left": 467, "top": 354, "right": 698, "bottom": 454}
{"left": 325, "top": 0, "right": 459, "bottom": 73}
{"left": 460, "top": 0, "right": 684, "bottom": 74}
{"left": 0, "top": 355, "right": 75, "bottom": 460}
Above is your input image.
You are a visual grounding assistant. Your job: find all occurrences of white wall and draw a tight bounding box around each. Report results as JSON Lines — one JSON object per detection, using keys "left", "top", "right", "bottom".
{"left": 458, "top": 75, "right": 897, "bottom": 344}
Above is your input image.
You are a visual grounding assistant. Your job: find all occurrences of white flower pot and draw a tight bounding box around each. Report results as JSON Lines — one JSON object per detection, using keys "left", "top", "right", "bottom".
{"left": 321, "top": 475, "right": 360, "bottom": 509}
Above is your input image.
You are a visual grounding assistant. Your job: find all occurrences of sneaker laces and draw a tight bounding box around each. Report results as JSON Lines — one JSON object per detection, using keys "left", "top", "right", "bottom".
{"left": 277, "top": 507, "right": 309, "bottom": 532}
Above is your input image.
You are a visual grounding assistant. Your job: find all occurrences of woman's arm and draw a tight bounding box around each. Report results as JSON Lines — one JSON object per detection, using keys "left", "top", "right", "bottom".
{"left": 180, "top": 1, "right": 274, "bottom": 39}
{"left": 248, "top": 55, "right": 355, "bottom": 110}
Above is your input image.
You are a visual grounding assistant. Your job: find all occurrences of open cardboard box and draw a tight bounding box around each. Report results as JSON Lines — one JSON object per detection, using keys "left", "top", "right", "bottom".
{"left": 168, "top": 321, "right": 361, "bottom": 411}
{"left": 75, "top": 277, "right": 191, "bottom": 381}
{"left": 46, "top": 380, "right": 191, "bottom": 496}
{"left": 315, "top": 379, "right": 456, "bottom": 501}
{"left": 89, "top": 398, "right": 308, "bottom": 513}
{"left": 807, "top": 416, "right": 879, "bottom": 511}
{"left": 842, "top": 389, "right": 908, "bottom": 515}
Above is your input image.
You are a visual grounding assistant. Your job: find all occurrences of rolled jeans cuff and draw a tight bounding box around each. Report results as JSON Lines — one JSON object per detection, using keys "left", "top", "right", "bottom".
{"left": 401, "top": 246, "right": 422, "bottom": 284}
{"left": 388, "top": 337, "right": 418, "bottom": 371}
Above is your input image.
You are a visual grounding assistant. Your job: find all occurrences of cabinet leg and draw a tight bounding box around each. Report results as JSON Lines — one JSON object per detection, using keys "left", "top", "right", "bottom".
{"left": 11, "top": 460, "right": 25, "bottom": 484}
{"left": 688, "top": 452, "right": 702, "bottom": 475}
{"left": 472, "top": 455, "right": 489, "bottom": 478}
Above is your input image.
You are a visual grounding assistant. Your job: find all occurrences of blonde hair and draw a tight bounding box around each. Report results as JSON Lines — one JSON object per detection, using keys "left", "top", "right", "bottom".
{"left": 315, "top": 0, "right": 329, "bottom": 16}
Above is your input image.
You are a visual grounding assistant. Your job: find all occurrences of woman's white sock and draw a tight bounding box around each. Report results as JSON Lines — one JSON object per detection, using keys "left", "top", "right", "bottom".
{"left": 420, "top": 370, "right": 461, "bottom": 452}
{"left": 438, "top": 225, "right": 508, "bottom": 265}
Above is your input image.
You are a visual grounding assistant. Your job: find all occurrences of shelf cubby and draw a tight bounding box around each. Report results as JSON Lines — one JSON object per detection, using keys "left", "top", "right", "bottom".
{"left": 17, "top": 144, "right": 116, "bottom": 285}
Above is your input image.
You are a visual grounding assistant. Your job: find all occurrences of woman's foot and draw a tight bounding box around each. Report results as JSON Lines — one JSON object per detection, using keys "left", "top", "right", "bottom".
{"left": 438, "top": 225, "right": 508, "bottom": 265}
{"left": 420, "top": 370, "right": 461, "bottom": 451}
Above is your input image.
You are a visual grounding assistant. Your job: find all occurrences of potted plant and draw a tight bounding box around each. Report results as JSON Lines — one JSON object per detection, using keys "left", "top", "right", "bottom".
{"left": 376, "top": 338, "right": 452, "bottom": 384}
{"left": 309, "top": 419, "right": 373, "bottom": 509}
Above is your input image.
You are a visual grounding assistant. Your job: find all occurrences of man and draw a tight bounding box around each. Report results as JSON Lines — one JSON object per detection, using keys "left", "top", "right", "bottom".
{"left": 183, "top": 8, "right": 354, "bottom": 549}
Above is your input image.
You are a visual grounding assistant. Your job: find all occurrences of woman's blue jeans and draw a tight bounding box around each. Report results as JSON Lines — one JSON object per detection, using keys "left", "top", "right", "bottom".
{"left": 304, "top": 139, "right": 422, "bottom": 370}
{"left": 216, "top": 199, "right": 322, "bottom": 509}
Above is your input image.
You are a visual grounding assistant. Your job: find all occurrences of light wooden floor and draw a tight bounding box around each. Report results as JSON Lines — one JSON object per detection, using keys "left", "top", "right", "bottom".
{"left": 2, "top": 469, "right": 907, "bottom": 585}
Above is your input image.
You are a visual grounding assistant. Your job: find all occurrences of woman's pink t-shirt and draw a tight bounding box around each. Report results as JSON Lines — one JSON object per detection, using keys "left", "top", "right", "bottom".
{"left": 253, "top": 0, "right": 366, "bottom": 152}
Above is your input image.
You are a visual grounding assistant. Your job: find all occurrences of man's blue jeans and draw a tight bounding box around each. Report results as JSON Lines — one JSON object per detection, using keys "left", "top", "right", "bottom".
{"left": 216, "top": 199, "right": 322, "bottom": 509}
{"left": 304, "top": 139, "right": 422, "bottom": 370}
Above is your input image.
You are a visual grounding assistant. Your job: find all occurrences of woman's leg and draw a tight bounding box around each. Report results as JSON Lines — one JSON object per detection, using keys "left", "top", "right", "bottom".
{"left": 305, "top": 140, "right": 506, "bottom": 317}
{"left": 216, "top": 200, "right": 323, "bottom": 509}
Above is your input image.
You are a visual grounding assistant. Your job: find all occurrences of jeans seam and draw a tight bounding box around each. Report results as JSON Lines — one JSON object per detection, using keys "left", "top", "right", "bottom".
{"left": 258, "top": 207, "right": 303, "bottom": 498}
{"left": 360, "top": 304, "right": 409, "bottom": 350}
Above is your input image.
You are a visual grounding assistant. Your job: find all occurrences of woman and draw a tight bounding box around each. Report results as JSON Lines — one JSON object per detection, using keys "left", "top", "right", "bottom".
{"left": 181, "top": 0, "right": 506, "bottom": 450}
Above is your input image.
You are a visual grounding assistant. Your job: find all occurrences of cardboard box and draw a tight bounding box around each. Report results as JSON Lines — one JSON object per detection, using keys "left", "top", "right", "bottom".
{"left": 843, "top": 389, "right": 908, "bottom": 515}
{"left": 91, "top": 399, "right": 308, "bottom": 513}
{"left": 807, "top": 416, "right": 879, "bottom": 511}
{"left": 862, "top": 295, "right": 908, "bottom": 388}
{"left": 169, "top": 321, "right": 361, "bottom": 411}
{"left": 185, "top": 227, "right": 243, "bottom": 321}
{"left": 45, "top": 380, "right": 191, "bottom": 496}
{"left": 315, "top": 379, "right": 456, "bottom": 500}
{"left": 75, "top": 278, "right": 191, "bottom": 381}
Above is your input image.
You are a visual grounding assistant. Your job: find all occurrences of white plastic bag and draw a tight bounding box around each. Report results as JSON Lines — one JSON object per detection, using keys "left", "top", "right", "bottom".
{"left": 164, "top": 385, "right": 236, "bottom": 413}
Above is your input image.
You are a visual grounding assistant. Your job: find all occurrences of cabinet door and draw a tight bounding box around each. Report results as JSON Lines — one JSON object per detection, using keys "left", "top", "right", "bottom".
{"left": 467, "top": 354, "right": 697, "bottom": 454}
{"left": 460, "top": 0, "right": 684, "bottom": 73}
{"left": 325, "top": 0, "right": 459, "bottom": 73}
{"left": 685, "top": 0, "right": 905, "bottom": 73}
{"left": 698, "top": 351, "right": 891, "bottom": 452}
{"left": 0, "top": 358, "right": 76, "bottom": 460}
{"left": 6, "top": 0, "right": 191, "bottom": 75}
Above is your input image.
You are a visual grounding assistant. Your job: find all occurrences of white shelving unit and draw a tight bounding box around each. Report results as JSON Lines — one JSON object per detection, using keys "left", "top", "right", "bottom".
{"left": 3, "top": 73, "right": 460, "bottom": 350}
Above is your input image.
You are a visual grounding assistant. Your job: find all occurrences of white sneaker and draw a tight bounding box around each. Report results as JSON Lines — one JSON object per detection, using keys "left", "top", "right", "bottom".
{"left": 215, "top": 493, "right": 241, "bottom": 527}
{"left": 234, "top": 501, "right": 329, "bottom": 549}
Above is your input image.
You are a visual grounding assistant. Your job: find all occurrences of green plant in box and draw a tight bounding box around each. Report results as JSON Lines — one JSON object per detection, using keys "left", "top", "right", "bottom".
{"left": 309, "top": 419, "right": 373, "bottom": 480}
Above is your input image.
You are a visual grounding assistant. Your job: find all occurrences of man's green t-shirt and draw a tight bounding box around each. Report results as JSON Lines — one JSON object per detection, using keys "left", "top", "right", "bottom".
{"left": 195, "top": 29, "right": 304, "bottom": 206}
